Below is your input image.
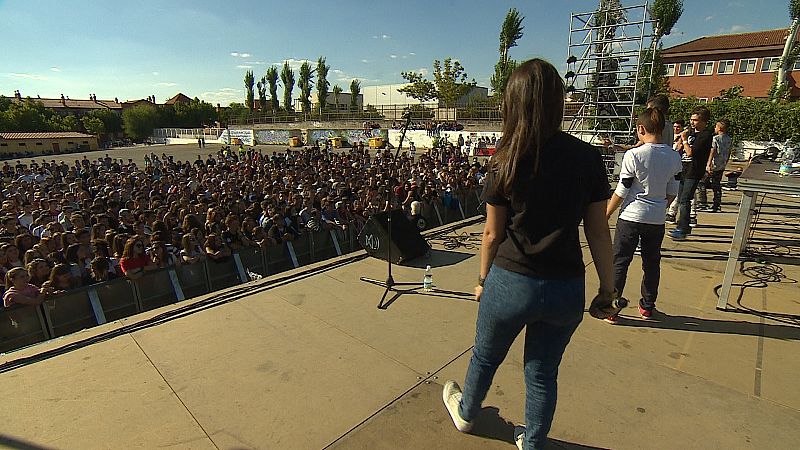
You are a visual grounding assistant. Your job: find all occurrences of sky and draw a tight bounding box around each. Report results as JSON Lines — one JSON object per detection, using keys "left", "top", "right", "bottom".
{"left": 0, "top": 0, "right": 791, "bottom": 105}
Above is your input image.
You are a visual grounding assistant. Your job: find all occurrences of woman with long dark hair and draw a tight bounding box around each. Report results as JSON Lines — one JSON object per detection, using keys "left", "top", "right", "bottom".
{"left": 442, "top": 59, "right": 614, "bottom": 449}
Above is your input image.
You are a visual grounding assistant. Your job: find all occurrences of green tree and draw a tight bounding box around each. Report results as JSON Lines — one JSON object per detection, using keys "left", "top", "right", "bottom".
{"left": 349, "top": 79, "right": 361, "bottom": 111}
{"left": 332, "top": 85, "right": 343, "bottom": 110}
{"left": 218, "top": 102, "right": 249, "bottom": 126}
{"left": 256, "top": 76, "right": 268, "bottom": 111}
{"left": 643, "top": 0, "right": 684, "bottom": 98}
{"left": 281, "top": 62, "right": 295, "bottom": 112}
{"left": 173, "top": 97, "right": 217, "bottom": 127}
{"left": 770, "top": 0, "right": 800, "bottom": 101}
{"left": 433, "top": 58, "right": 477, "bottom": 106}
{"left": 265, "top": 66, "right": 280, "bottom": 113}
{"left": 316, "top": 57, "right": 330, "bottom": 112}
{"left": 244, "top": 70, "right": 255, "bottom": 111}
{"left": 122, "top": 104, "right": 159, "bottom": 141}
{"left": 490, "top": 8, "right": 524, "bottom": 96}
{"left": 398, "top": 71, "right": 437, "bottom": 102}
{"left": 81, "top": 116, "right": 105, "bottom": 137}
{"left": 298, "top": 61, "right": 314, "bottom": 113}
{"left": 87, "top": 109, "right": 122, "bottom": 134}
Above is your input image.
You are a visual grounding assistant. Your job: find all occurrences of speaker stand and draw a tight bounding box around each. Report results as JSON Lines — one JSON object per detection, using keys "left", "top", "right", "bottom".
{"left": 359, "top": 113, "right": 421, "bottom": 309}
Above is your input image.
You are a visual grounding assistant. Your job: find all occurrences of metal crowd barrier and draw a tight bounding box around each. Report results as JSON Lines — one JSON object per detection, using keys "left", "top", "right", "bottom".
{"left": 0, "top": 189, "right": 484, "bottom": 354}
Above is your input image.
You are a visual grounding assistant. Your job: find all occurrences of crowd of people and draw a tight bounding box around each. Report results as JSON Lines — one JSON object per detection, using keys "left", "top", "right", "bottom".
{"left": 1, "top": 142, "right": 488, "bottom": 308}
{"left": 397, "top": 120, "right": 464, "bottom": 136}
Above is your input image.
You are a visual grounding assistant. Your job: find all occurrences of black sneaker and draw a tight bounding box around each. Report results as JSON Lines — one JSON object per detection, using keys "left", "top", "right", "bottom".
{"left": 665, "top": 213, "right": 676, "bottom": 224}
{"left": 689, "top": 216, "right": 697, "bottom": 227}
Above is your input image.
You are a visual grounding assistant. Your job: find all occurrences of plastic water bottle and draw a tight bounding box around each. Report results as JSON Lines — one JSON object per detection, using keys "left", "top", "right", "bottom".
{"left": 423, "top": 265, "right": 433, "bottom": 292}
{"left": 779, "top": 147, "right": 794, "bottom": 177}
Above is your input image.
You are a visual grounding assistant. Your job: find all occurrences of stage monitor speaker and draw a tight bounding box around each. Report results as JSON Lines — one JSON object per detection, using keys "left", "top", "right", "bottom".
{"left": 358, "top": 209, "right": 430, "bottom": 264}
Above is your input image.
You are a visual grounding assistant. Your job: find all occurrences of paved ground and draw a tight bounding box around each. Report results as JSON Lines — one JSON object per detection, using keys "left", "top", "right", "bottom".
{"left": 1, "top": 190, "right": 799, "bottom": 449}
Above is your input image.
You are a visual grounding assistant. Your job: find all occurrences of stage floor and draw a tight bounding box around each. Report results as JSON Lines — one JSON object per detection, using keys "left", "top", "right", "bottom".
{"left": 2, "top": 193, "right": 800, "bottom": 449}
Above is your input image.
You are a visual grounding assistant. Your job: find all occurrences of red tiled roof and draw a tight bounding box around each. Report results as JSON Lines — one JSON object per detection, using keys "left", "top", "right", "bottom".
{"left": 663, "top": 28, "right": 789, "bottom": 55}
{"left": 10, "top": 97, "right": 122, "bottom": 109}
{"left": 165, "top": 93, "right": 192, "bottom": 105}
{"left": 0, "top": 132, "right": 96, "bottom": 140}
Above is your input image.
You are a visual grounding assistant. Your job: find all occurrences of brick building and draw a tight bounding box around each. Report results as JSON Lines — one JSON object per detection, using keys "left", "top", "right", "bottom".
{"left": 662, "top": 28, "right": 799, "bottom": 100}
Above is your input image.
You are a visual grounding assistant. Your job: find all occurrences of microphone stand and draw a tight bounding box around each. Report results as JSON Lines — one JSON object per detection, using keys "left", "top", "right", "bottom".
{"left": 360, "top": 113, "right": 420, "bottom": 309}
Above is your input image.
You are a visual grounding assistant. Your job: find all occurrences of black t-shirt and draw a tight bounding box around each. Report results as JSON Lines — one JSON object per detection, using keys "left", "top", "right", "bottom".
{"left": 482, "top": 131, "right": 611, "bottom": 279}
{"left": 685, "top": 127, "right": 713, "bottom": 179}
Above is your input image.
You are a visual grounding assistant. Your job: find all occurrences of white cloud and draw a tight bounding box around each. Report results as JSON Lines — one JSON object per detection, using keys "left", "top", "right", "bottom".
{"left": 152, "top": 71, "right": 159, "bottom": 76}
{"left": 230, "top": 51, "right": 251, "bottom": 58}
{"left": 409, "top": 52, "right": 416, "bottom": 56}
{"left": 199, "top": 88, "right": 242, "bottom": 104}
{"left": 390, "top": 54, "right": 397, "bottom": 59}
{"left": 704, "top": 15, "right": 714, "bottom": 21}
{"left": 372, "top": 35, "right": 378, "bottom": 39}
{"left": 236, "top": 65, "right": 253, "bottom": 69}
{"left": 230, "top": 52, "right": 240, "bottom": 57}
{"left": 271, "top": 58, "right": 313, "bottom": 71}
{"left": 718, "top": 24, "right": 749, "bottom": 34}
{"left": 361, "top": 59, "right": 369, "bottom": 63}
{"left": 50, "top": 67, "right": 62, "bottom": 72}
{"left": 157, "top": 82, "right": 177, "bottom": 87}
{"left": 8, "top": 73, "right": 48, "bottom": 80}
{"left": 382, "top": 34, "right": 390, "bottom": 40}
{"left": 240, "top": 53, "right": 251, "bottom": 58}
{"left": 251, "top": 61, "right": 266, "bottom": 65}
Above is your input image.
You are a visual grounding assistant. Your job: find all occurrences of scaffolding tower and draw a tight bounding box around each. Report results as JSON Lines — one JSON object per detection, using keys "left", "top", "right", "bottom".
{"left": 565, "top": 1, "right": 655, "bottom": 160}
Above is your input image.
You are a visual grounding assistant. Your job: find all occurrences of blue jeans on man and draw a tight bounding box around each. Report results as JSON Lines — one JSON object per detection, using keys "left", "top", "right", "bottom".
{"left": 676, "top": 177, "right": 700, "bottom": 233}
{"left": 459, "top": 265, "right": 584, "bottom": 450}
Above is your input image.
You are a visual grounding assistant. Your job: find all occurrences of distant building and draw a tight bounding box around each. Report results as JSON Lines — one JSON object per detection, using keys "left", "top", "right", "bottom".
{"left": 361, "top": 84, "right": 489, "bottom": 107}
{"left": 0, "top": 132, "right": 99, "bottom": 155}
{"left": 662, "top": 28, "right": 799, "bottom": 100}
{"left": 164, "top": 93, "right": 192, "bottom": 105}
{"left": 8, "top": 90, "right": 122, "bottom": 116}
{"left": 308, "top": 92, "right": 363, "bottom": 112}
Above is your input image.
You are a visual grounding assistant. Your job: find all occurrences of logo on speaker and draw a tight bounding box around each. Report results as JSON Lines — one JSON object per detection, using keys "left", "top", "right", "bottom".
{"left": 363, "top": 234, "right": 380, "bottom": 251}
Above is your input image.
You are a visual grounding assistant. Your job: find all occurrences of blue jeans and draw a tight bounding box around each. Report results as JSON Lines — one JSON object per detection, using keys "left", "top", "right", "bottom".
{"left": 677, "top": 177, "right": 700, "bottom": 232}
{"left": 459, "top": 265, "right": 584, "bottom": 450}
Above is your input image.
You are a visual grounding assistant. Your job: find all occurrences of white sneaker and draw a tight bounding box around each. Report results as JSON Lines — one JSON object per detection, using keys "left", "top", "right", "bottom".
{"left": 442, "top": 380, "right": 473, "bottom": 432}
{"left": 514, "top": 425, "right": 526, "bottom": 450}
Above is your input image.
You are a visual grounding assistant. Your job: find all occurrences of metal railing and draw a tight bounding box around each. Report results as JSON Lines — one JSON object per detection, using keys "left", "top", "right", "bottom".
{"left": 228, "top": 104, "right": 502, "bottom": 126}
{"left": 0, "top": 191, "right": 485, "bottom": 354}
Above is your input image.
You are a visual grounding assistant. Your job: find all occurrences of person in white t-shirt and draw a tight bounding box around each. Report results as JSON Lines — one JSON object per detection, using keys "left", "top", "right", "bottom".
{"left": 605, "top": 107, "right": 682, "bottom": 322}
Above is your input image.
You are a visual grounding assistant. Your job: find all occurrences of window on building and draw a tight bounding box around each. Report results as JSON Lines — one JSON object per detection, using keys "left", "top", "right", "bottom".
{"left": 718, "top": 60, "right": 735, "bottom": 74}
{"left": 697, "top": 61, "right": 714, "bottom": 75}
{"left": 761, "top": 57, "right": 781, "bottom": 72}
{"left": 0, "top": 143, "right": 7, "bottom": 147}
{"left": 18, "top": 143, "right": 26, "bottom": 146}
{"left": 793, "top": 59, "right": 800, "bottom": 70}
{"left": 738, "top": 58, "right": 757, "bottom": 74}
{"left": 678, "top": 62, "right": 694, "bottom": 76}
{"left": 665, "top": 63, "right": 676, "bottom": 77}
{"left": 35, "top": 142, "right": 43, "bottom": 146}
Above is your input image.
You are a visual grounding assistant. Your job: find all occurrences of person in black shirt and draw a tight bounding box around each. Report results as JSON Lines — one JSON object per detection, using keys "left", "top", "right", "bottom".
{"left": 670, "top": 106, "right": 713, "bottom": 240}
{"left": 441, "top": 59, "right": 615, "bottom": 449}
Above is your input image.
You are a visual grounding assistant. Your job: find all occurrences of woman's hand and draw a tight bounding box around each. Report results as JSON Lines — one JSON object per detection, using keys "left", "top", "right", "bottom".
{"left": 474, "top": 285, "right": 483, "bottom": 302}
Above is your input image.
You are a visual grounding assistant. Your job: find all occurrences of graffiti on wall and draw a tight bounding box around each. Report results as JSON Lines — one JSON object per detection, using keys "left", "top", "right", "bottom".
{"left": 218, "top": 129, "right": 255, "bottom": 145}
{"left": 255, "top": 130, "right": 295, "bottom": 145}
{"left": 308, "top": 129, "right": 387, "bottom": 145}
